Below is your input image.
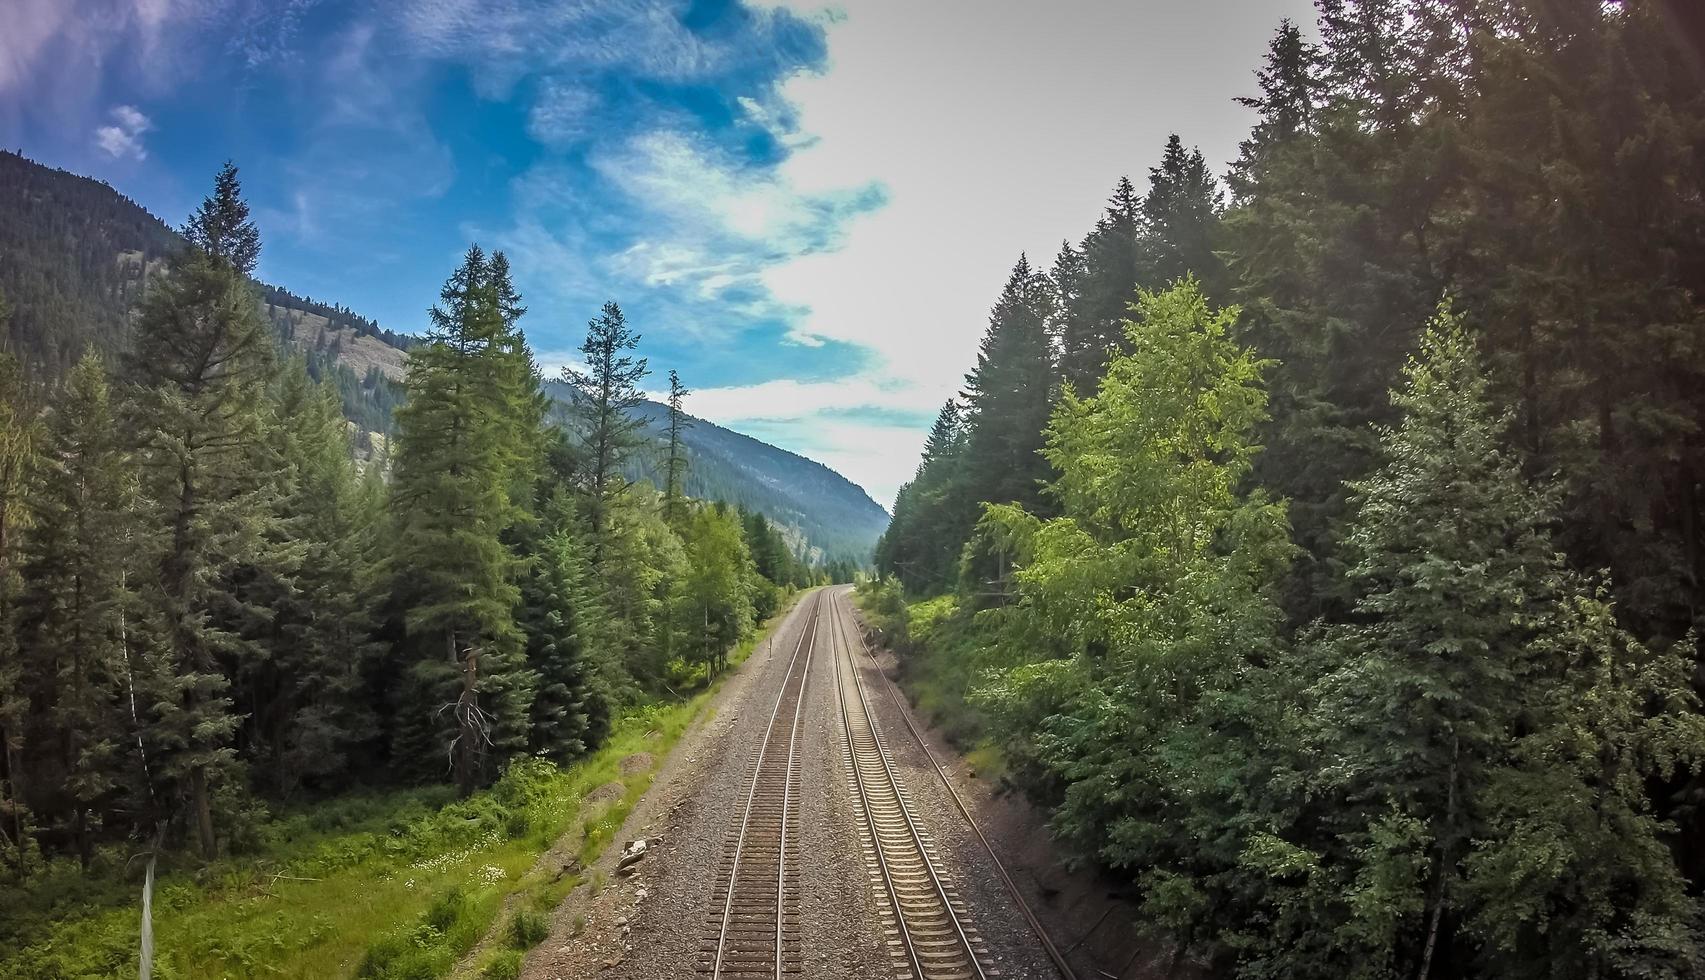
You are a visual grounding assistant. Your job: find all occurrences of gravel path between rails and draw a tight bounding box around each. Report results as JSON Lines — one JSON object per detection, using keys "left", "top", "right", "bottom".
{"left": 522, "top": 585, "right": 1126, "bottom": 980}
{"left": 520, "top": 589, "right": 892, "bottom": 980}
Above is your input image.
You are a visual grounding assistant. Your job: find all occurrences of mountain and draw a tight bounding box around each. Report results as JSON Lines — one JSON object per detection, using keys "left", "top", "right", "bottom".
{"left": 540, "top": 381, "right": 889, "bottom": 562}
{"left": 626, "top": 399, "right": 889, "bottom": 562}
{"left": 0, "top": 150, "right": 406, "bottom": 438}
{"left": 0, "top": 150, "right": 888, "bottom": 561}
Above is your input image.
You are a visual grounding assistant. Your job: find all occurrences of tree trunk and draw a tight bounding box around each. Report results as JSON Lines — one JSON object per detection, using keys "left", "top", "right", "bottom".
{"left": 455, "top": 640, "right": 479, "bottom": 799}
{"left": 1417, "top": 736, "right": 1460, "bottom": 980}
{"left": 75, "top": 806, "right": 91, "bottom": 871}
{"left": 190, "top": 766, "right": 216, "bottom": 860}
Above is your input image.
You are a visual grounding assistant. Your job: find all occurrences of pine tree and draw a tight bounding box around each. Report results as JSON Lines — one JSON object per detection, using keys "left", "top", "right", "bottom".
{"left": 126, "top": 164, "right": 275, "bottom": 859}
{"left": 920, "top": 399, "right": 964, "bottom": 464}
{"left": 663, "top": 369, "right": 691, "bottom": 527}
{"left": 1222, "top": 10, "right": 1440, "bottom": 623}
{"left": 391, "top": 246, "right": 535, "bottom": 796}
{"left": 1140, "top": 135, "right": 1224, "bottom": 294}
{"left": 1259, "top": 307, "right": 1705, "bottom": 978}
{"left": 181, "top": 162, "right": 260, "bottom": 276}
{"left": 1059, "top": 178, "right": 1143, "bottom": 392}
{"left": 960, "top": 255, "right": 1057, "bottom": 514}
{"left": 0, "top": 348, "right": 41, "bottom": 873}
{"left": 519, "top": 528, "right": 607, "bottom": 763}
{"left": 240, "top": 361, "right": 380, "bottom": 797}
{"left": 564, "top": 301, "right": 648, "bottom": 556}
{"left": 15, "top": 350, "right": 133, "bottom": 866}
{"left": 875, "top": 399, "right": 971, "bottom": 593}
{"left": 1230, "top": 19, "right": 1324, "bottom": 201}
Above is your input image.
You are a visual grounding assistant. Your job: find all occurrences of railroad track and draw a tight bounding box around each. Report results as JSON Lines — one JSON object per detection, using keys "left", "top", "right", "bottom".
{"left": 699, "top": 593, "right": 821, "bottom": 978}
{"left": 828, "top": 590, "right": 993, "bottom": 980}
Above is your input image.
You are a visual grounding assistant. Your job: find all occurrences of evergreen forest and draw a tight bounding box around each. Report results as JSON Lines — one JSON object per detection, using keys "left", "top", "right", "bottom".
{"left": 868, "top": 2, "right": 1705, "bottom": 976}
{"left": 0, "top": 161, "right": 830, "bottom": 928}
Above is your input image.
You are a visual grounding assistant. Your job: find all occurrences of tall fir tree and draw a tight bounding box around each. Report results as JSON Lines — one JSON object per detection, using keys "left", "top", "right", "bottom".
{"left": 519, "top": 528, "right": 607, "bottom": 764}
{"left": 1252, "top": 306, "right": 1705, "bottom": 979}
{"left": 564, "top": 301, "right": 648, "bottom": 556}
{"left": 15, "top": 350, "right": 133, "bottom": 866}
{"left": 391, "top": 246, "right": 535, "bottom": 796}
{"left": 0, "top": 348, "right": 40, "bottom": 872}
{"left": 960, "top": 255, "right": 1057, "bottom": 514}
{"left": 663, "top": 369, "right": 691, "bottom": 527}
{"left": 875, "top": 399, "right": 970, "bottom": 593}
{"left": 126, "top": 163, "right": 275, "bottom": 858}
{"left": 238, "top": 361, "right": 380, "bottom": 797}
{"left": 1229, "top": 19, "right": 1324, "bottom": 201}
{"left": 1140, "top": 135, "right": 1225, "bottom": 294}
{"left": 1059, "top": 177, "right": 1143, "bottom": 392}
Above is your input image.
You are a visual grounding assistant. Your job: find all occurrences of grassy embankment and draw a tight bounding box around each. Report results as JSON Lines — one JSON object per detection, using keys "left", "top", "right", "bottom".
{"left": 852, "top": 583, "right": 1009, "bottom": 784}
{"left": 1, "top": 597, "right": 802, "bottom": 980}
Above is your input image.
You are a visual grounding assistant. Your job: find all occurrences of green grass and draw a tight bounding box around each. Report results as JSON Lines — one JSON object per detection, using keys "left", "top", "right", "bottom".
{"left": 2, "top": 598, "right": 802, "bottom": 980}
{"left": 854, "top": 588, "right": 1012, "bottom": 785}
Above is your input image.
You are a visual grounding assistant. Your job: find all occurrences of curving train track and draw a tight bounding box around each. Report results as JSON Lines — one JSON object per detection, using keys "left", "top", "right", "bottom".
{"left": 828, "top": 590, "right": 992, "bottom": 980}
{"left": 699, "top": 592, "right": 821, "bottom": 978}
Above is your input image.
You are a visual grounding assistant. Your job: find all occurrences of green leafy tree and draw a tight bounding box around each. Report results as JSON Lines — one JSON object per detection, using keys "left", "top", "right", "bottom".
{"left": 975, "top": 281, "right": 1291, "bottom": 955}
{"left": 675, "top": 504, "right": 756, "bottom": 677}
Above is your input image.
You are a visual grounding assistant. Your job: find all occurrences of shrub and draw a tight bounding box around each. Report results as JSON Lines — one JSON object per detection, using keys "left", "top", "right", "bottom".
{"left": 484, "top": 950, "right": 522, "bottom": 980}
{"left": 509, "top": 909, "right": 548, "bottom": 949}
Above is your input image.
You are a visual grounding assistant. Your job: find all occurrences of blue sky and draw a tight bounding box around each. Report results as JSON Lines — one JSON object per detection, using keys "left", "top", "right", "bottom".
{"left": 1, "top": 0, "right": 1312, "bottom": 507}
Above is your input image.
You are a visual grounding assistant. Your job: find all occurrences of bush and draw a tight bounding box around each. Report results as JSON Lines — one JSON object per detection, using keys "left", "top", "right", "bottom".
{"left": 425, "top": 887, "right": 469, "bottom": 934}
{"left": 509, "top": 908, "right": 548, "bottom": 949}
{"left": 484, "top": 950, "right": 523, "bottom": 980}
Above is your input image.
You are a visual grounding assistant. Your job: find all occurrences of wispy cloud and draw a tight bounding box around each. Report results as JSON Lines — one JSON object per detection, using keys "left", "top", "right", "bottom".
{"left": 526, "top": 78, "right": 600, "bottom": 147}
{"left": 391, "top": 0, "right": 823, "bottom": 96}
{"left": 94, "top": 103, "right": 152, "bottom": 159}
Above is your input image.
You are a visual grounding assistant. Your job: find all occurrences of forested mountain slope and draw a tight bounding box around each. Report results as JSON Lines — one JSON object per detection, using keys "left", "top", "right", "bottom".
{"left": 0, "top": 150, "right": 407, "bottom": 433}
{"left": 0, "top": 150, "right": 886, "bottom": 561}
{"left": 594, "top": 388, "right": 886, "bottom": 562}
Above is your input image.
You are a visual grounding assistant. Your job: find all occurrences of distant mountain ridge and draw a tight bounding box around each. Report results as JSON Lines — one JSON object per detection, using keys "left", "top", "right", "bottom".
{"left": 550, "top": 382, "right": 888, "bottom": 562}
{"left": 0, "top": 150, "right": 887, "bottom": 561}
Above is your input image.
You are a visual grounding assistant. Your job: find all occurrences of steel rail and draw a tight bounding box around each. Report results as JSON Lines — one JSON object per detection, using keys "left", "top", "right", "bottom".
{"left": 710, "top": 591, "right": 820, "bottom": 978}
{"left": 832, "top": 586, "right": 1081, "bottom": 980}
{"left": 829, "top": 591, "right": 988, "bottom": 980}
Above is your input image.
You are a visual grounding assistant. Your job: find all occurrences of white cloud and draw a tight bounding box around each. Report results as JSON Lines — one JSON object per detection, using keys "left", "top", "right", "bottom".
{"left": 527, "top": 77, "right": 599, "bottom": 147}
{"left": 391, "top": 0, "right": 805, "bottom": 97}
{"left": 590, "top": 129, "right": 878, "bottom": 256}
{"left": 93, "top": 103, "right": 152, "bottom": 159}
